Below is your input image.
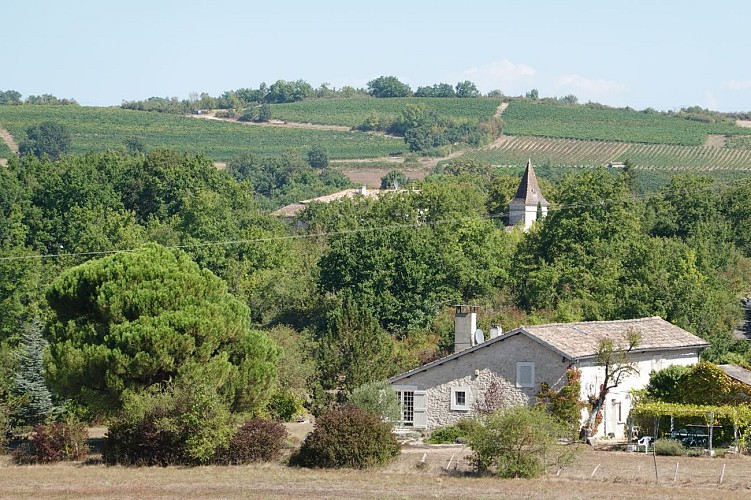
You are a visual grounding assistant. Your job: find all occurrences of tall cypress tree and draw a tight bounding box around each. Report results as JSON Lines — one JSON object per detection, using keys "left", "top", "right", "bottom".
{"left": 12, "top": 318, "right": 53, "bottom": 426}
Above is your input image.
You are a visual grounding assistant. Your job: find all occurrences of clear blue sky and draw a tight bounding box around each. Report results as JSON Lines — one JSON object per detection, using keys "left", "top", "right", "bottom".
{"left": 3, "top": 0, "right": 750, "bottom": 111}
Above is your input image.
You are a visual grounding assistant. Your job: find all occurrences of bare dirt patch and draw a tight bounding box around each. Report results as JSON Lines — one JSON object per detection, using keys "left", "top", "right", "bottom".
{"left": 0, "top": 124, "right": 19, "bottom": 155}
{"left": 737, "top": 120, "right": 751, "bottom": 128}
{"left": 341, "top": 168, "right": 428, "bottom": 187}
{"left": 704, "top": 135, "right": 726, "bottom": 148}
{"left": 0, "top": 158, "right": 7, "bottom": 166}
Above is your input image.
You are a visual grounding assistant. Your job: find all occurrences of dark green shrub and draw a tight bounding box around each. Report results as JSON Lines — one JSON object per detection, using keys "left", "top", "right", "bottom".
{"left": 103, "top": 381, "right": 234, "bottom": 466}
{"left": 289, "top": 405, "right": 400, "bottom": 468}
{"left": 13, "top": 420, "right": 89, "bottom": 463}
{"left": 238, "top": 108, "right": 256, "bottom": 122}
{"left": 427, "top": 420, "right": 480, "bottom": 444}
{"left": 654, "top": 439, "right": 686, "bottom": 456}
{"left": 220, "top": 419, "right": 288, "bottom": 464}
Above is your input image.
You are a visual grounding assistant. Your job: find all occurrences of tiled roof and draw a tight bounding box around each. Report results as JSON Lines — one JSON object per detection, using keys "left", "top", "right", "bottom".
{"left": 521, "top": 317, "right": 708, "bottom": 359}
{"left": 271, "top": 187, "right": 416, "bottom": 217}
{"left": 389, "top": 317, "right": 707, "bottom": 383}
{"left": 509, "top": 159, "right": 549, "bottom": 207}
{"left": 719, "top": 364, "right": 751, "bottom": 387}
{"left": 271, "top": 188, "right": 380, "bottom": 217}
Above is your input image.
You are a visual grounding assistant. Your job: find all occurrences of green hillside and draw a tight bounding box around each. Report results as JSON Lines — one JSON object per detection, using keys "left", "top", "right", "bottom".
{"left": 502, "top": 100, "right": 751, "bottom": 146}
{"left": 269, "top": 97, "right": 502, "bottom": 127}
{"left": 0, "top": 105, "right": 405, "bottom": 161}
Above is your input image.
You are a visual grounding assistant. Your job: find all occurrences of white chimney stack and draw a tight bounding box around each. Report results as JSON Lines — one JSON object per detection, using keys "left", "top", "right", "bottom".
{"left": 454, "top": 305, "right": 478, "bottom": 353}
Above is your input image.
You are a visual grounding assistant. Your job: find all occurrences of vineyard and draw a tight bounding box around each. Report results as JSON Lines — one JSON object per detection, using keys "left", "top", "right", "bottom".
{"left": 726, "top": 135, "right": 751, "bottom": 149}
{"left": 463, "top": 136, "right": 751, "bottom": 171}
{"left": 0, "top": 106, "right": 406, "bottom": 161}
{"left": 269, "top": 97, "right": 503, "bottom": 127}
{"left": 502, "top": 101, "right": 751, "bottom": 146}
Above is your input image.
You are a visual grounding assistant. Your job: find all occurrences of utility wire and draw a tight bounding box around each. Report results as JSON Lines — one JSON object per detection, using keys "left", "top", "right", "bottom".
{"left": 0, "top": 176, "right": 747, "bottom": 262}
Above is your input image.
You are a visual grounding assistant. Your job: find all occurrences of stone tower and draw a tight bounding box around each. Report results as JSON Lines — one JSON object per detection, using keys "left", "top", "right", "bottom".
{"left": 508, "top": 159, "right": 549, "bottom": 231}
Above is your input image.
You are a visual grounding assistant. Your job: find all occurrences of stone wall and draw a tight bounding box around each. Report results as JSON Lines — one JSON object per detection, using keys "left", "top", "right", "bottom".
{"left": 392, "top": 333, "right": 571, "bottom": 430}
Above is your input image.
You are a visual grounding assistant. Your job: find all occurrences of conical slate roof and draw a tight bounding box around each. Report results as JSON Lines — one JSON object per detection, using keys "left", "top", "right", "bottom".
{"left": 509, "top": 159, "right": 549, "bottom": 207}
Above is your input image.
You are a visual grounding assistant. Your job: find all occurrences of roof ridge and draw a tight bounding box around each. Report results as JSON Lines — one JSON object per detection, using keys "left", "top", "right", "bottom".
{"left": 522, "top": 316, "right": 663, "bottom": 329}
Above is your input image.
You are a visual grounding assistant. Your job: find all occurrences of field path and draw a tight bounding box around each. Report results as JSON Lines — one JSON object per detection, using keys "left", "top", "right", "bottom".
{"left": 0, "top": 124, "right": 19, "bottom": 154}
{"left": 190, "top": 112, "right": 351, "bottom": 131}
{"left": 495, "top": 101, "right": 509, "bottom": 118}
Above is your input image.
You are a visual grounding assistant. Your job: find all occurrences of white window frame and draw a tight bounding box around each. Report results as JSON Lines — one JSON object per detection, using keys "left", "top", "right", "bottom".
{"left": 450, "top": 386, "right": 470, "bottom": 411}
{"left": 516, "top": 362, "right": 535, "bottom": 388}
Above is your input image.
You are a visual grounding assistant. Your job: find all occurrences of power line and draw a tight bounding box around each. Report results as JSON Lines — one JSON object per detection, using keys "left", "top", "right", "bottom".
{"left": 0, "top": 176, "right": 748, "bottom": 262}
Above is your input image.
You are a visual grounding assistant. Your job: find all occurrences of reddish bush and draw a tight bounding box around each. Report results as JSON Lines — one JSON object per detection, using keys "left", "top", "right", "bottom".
{"left": 222, "top": 419, "right": 288, "bottom": 464}
{"left": 14, "top": 421, "right": 89, "bottom": 463}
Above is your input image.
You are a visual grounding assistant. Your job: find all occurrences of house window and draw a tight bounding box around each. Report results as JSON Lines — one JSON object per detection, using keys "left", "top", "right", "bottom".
{"left": 613, "top": 399, "right": 623, "bottom": 423}
{"left": 450, "top": 386, "right": 470, "bottom": 411}
{"left": 396, "top": 390, "right": 415, "bottom": 426}
{"left": 516, "top": 362, "right": 535, "bottom": 388}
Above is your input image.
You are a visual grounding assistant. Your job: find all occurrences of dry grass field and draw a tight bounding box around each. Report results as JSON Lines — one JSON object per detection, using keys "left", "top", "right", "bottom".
{"left": 3, "top": 437, "right": 751, "bottom": 499}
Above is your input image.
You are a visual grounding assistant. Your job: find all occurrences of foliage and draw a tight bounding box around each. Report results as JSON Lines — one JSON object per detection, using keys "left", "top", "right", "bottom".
{"left": 426, "top": 419, "right": 480, "bottom": 444}
{"left": 367, "top": 76, "right": 412, "bottom": 98}
{"left": 0, "top": 105, "right": 405, "bottom": 161}
{"left": 316, "top": 297, "right": 396, "bottom": 392}
{"left": 678, "top": 362, "right": 751, "bottom": 405}
{"left": 270, "top": 97, "right": 501, "bottom": 128}
{"left": 19, "top": 121, "right": 72, "bottom": 160}
{"left": 13, "top": 419, "right": 88, "bottom": 463}
{"left": 647, "top": 362, "right": 751, "bottom": 407}
{"left": 45, "top": 243, "right": 280, "bottom": 414}
{"left": 289, "top": 405, "right": 400, "bottom": 468}
{"left": 467, "top": 406, "right": 574, "bottom": 478}
{"left": 645, "top": 364, "right": 690, "bottom": 403}
{"left": 380, "top": 169, "right": 408, "bottom": 189}
{"left": 227, "top": 152, "right": 353, "bottom": 209}
{"left": 503, "top": 100, "right": 751, "bottom": 146}
{"left": 537, "top": 367, "right": 583, "bottom": 438}
{"left": 455, "top": 80, "right": 480, "bottom": 98}
{"left": 12, "top": 319, "right": 54, "bottom": 426}
{"left": 415, "top": 83, "right": 456, "bottom": 98}
{"left": 318, "top": 183, "right": 512, "bottom": 334}
{"left": 584, "top": 332, "right": 640, "bottom": 433}
{"left": 349, "top": 380, "right": 401, "bottom": 425}
{"left": 264, "top": 325, "right": 317, "bottom": 400}
{"left": 219, "top": 419, "right": 288, "bottom": 464}
{"left": 103, "top": 380, "right": 235, "bottom": 466}
{"left": 0, "top": 89, "right": 22, "bottom": 105}
{"left": 265, "top": 79, "right": 314, "bottom": 103}
{"left": 266, "top": 390, "right": 305, "bottom": 422}
{"left": 307, "top": 145, "right": 329, "bottom": 169}
{"left": 258, "top": 103, "right": 272, "bottom": 122}
{"left": 654, "top": 438, "right": 686, "bottom": 456}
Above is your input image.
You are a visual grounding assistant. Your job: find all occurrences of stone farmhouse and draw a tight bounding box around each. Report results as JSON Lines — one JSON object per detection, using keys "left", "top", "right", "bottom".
{"left": 388, "top": 307, "right": 708, "bottom": 439}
